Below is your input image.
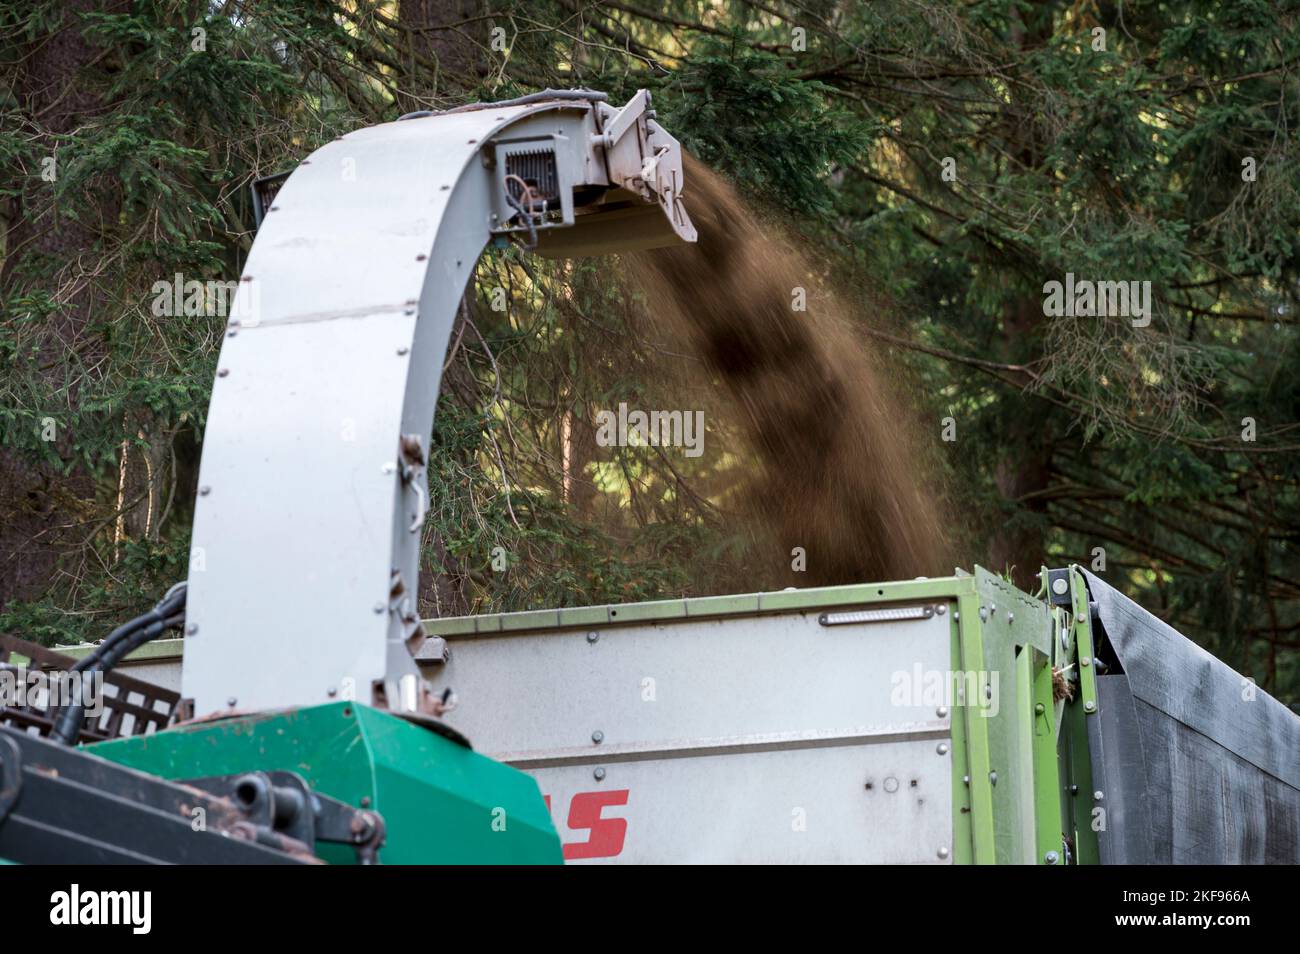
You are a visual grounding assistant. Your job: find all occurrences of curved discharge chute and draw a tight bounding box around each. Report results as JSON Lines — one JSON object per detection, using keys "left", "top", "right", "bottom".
{"left": 183, "top": 90, "right": 695, "bottom": 716}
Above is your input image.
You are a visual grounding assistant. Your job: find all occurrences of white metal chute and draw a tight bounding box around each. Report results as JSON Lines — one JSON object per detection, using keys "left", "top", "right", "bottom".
{"left": 181, "top": 92, "right": 695, "bottom": 717}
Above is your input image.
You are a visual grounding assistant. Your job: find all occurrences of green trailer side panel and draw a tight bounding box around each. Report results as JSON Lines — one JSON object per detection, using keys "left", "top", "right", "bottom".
{"left": 1030, "top": 647, "right": 1062, "bottom": 863}
{"left": 956, "top": 589, "right": 997, "bottom": 863}
{"left": 1013, "top": 648, "right": 1037, "bottom": 858}
{"left": 1061, "top": 690, "right": 1101, "bottom": 864}
{"left": 948, "top": 606, "right": 975, "bottom": 865}
{"left": 966, "top": 568, "right": 1054, "bottom": 864}
{"left": 1060, "top": 567, "right": 1102, "bottom": 864}
{"left": 87, "top": 702, "right": 562, "bottom": 864}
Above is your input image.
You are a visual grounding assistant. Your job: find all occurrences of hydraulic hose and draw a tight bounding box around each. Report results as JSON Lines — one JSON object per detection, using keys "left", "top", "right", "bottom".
{"left": 70, "top": 580, "right": 187, "bottom": 674}
{"left": 50, "top": 582, "right": 186, "bottom": 745}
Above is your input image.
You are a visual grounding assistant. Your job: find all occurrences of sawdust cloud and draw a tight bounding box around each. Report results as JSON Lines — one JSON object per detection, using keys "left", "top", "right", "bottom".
{"left": 625, "top": 155, "right": 948, "bottom": 585}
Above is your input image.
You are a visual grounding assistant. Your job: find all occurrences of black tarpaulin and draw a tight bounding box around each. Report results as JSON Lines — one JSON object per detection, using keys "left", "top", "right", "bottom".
{"left": 1082, "top": 570, "right": 1300, "bottom": 864}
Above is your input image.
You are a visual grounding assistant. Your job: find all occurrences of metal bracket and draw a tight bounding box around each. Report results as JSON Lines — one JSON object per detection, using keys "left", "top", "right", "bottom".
{"left": 1045, "top": 567, "right": 1073, "bottom": 607}
{"left": 181, "top": 770, "right": 387, "bottom": 864}
{"left": 398, "top": 434, "right": 428, "bottom": 535}
{"left": 0, "top": 726, "right": 316, "bottom": 864}
{"left": 590, "top": 90, "right": 695, "bottom": 245}
{"left": 1066, "top": 566, "right": 1100, "bottom": 715}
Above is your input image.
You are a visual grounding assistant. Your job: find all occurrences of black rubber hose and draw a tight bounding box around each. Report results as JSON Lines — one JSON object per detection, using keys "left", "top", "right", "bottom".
{"left": 96, "top": 611, "right": 184, "bottom": 673}
{"left": 69, "top": 613, "right": 154, "bottom": 673}
{"left": 71, "top": 581, "right": 186, "bottom": 673}
{"left": 50, "top": 583, "right": 186, "bottom": 745}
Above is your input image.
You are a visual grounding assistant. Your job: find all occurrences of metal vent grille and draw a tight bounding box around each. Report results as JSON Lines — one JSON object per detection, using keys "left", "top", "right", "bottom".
{"left": 251, "top": 171, "right": 290, "bottom": 228}
{"left": 505, "top": 149, "right": 559, "bottom": 203}
{"left": 0, "top": 633, "right": 182, "bottom": 742}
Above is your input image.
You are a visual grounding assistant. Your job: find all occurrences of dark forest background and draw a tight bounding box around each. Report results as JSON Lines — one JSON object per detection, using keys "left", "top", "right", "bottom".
{"left": 2, "top": 1, "right": 1297, "bottom": 705}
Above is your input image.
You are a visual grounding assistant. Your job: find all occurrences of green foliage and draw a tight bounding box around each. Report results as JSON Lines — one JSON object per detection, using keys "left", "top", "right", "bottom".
{"left": 655, "top": 40, "right": 873, "bottom": 216}
{"left": 0, "top": 536, "right": 190, "bottom": 646}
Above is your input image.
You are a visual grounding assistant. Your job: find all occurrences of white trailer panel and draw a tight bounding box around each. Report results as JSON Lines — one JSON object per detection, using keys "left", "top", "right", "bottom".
{"left": 425, "top": 602, "right": 955, "bottom": 863}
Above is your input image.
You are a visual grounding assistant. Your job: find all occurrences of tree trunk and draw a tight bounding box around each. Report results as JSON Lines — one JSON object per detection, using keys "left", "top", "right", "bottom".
{"left": 0, "top": 1, "right": 127, "bottom": 610}
{"left": 987, "top": 297, "right": 1052, "bottom": 591}
{"left": 396, "top": 0, "right": 486, "bottom": 112}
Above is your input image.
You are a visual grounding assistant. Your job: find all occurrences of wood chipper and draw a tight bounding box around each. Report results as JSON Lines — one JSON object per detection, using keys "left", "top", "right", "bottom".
{"left": 0, "top": 90, "right": 1296, "bottom": 865}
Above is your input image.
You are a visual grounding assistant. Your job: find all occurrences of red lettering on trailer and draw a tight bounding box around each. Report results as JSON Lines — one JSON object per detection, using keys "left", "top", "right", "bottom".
{"left": 542, "top": 790, "right": 630, "bottom": 859}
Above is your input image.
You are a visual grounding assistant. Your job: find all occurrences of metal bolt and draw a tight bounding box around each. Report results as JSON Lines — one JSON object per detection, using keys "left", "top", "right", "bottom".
{"left": 989, "top": 770, "right": 998, "bottom": 786}
{"left": 936, "top": 742, "right": 949, "bottom": 756}
{"left": 883, "top": 776, "right": 900, "bottom": 793}
{"left": 397, "top": 346, "right": 409, "bottom": 356}
{"left": 936, "top": 706, "right": 949, "bottom": 718}
{"left": 360, "top": 796, "right": 371, "bottom": 808}
{"left": 1093, "top": 790, "right": 1104, "bottom": 801}
{"left": 199, "top": 485, "right": 211, "bottom": 496}
{"left": 978, "top": 606, "right": 988, "bottom": 621}
{"left": 185, "top": 623, "right": 198, "bottom": 636}
{"left": 373, "top": 602, "right": 385, "bottom": 614}
{"left": 1035, "top": 703, "right": 1045, "bottom": 715}
{"left": 327, "top": 686, "right": 338, "bottom": 697}
{"left": 586, "top": 631, "right": 599, "bottom": 643}
{"left": 227, "top": 329, "right": 237, "bottom": 337}
{"left": 217, "top": 368, "right": 229, "bottom": 377}
{"left": 1044, "top": 850, "right": 1059, "bottom": 865}
{"left": 1007, "top": 612, "right": 1015, "bottom": 624}
{"left": 1076, "top": 612, "right": 1086, "bottom": 624}
{"left": 1051, "top": 578, "right": 1069, "bottom": 596}
{"left": 1084, "top": 700, "right": 1096, "bottom": 713}
{"left": 591, "top": 730, "right": 604, "bottom": 744}
{"left": 1069, "top": 784, "right": 1079, "bottom": 796}
{"left": 593, "top": 767, "right": 606, "bottom": 781}
{"left": 227, "top": 697, "right": 237, "bottom": 707}
{"left": 415, "top": 254, "right": 428, "bottom": 262}
{"left": 937, "top": 847, "right": 950, "bottom": 859}
{"left": 935, "top": 604, "right": 947, "bottom": 616}
{"left": 962, "top": 775, "right": 970, "bottom": 786}
{"left": 1081, "top": 656, "right": 1091, "bottom": 667}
